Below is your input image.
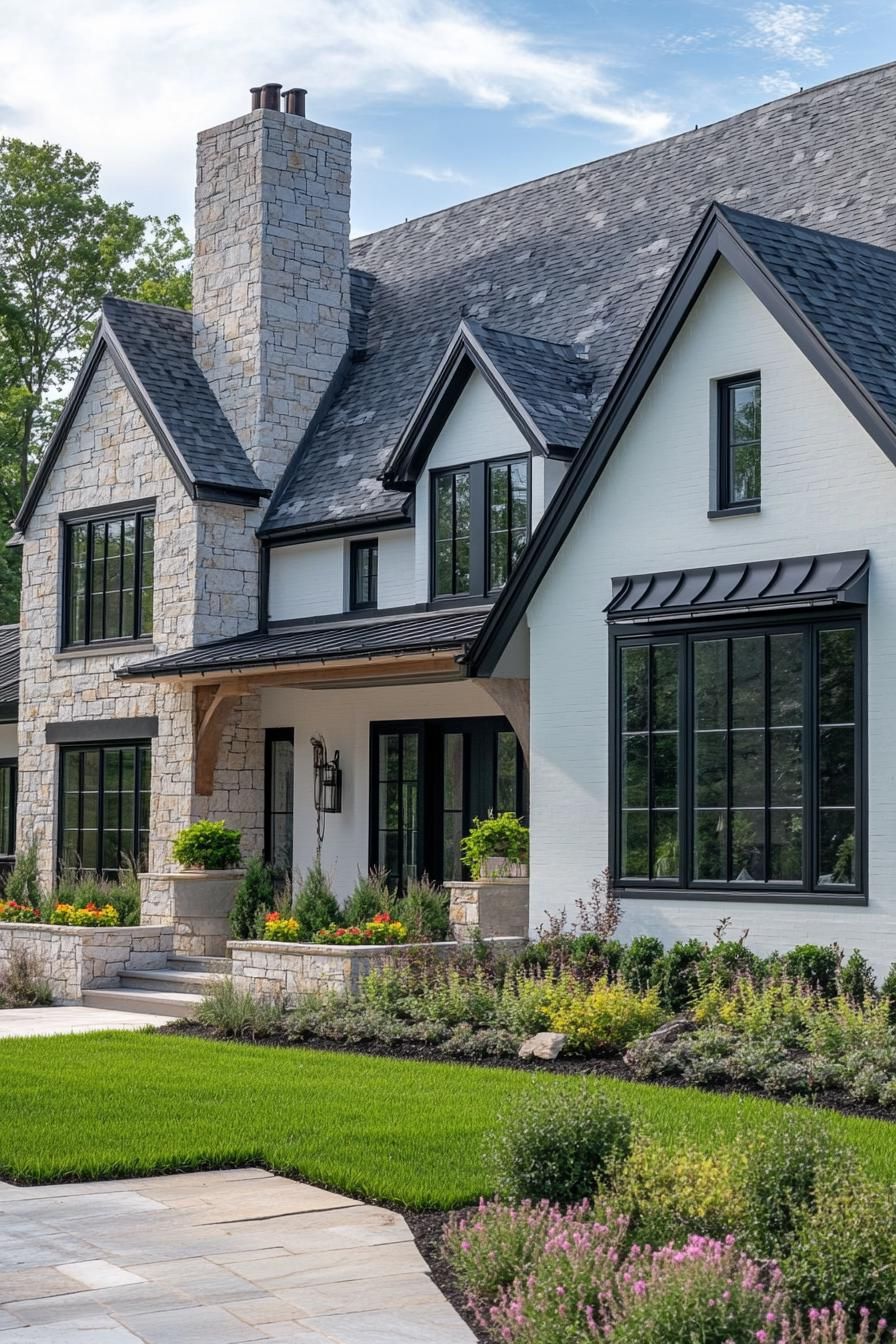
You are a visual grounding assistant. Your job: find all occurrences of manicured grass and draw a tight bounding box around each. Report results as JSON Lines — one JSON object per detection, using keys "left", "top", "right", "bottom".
{"left": 4, "top": 1031, "right": 896, "bottom": 1208}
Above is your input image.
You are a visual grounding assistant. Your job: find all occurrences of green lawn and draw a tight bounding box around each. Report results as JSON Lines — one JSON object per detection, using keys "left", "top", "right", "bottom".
{"left": 4, "top": 1031, "right": 896, "bottom": 1208}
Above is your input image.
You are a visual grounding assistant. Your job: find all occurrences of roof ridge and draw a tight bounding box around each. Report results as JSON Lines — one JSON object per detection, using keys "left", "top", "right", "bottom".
{"left": 101, "top": 294, "right": 192, "bottom": 320}
{"left": 350, "top": 60, "right": 896, "bottom": 250}
{"left": 720, "top": 201, "right": 896, "bottom": 266}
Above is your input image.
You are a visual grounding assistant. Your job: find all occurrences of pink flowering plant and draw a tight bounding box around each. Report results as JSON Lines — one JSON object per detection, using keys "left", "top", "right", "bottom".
{"left": 775, "top": 1305, "right": 895, "bottom": 1343}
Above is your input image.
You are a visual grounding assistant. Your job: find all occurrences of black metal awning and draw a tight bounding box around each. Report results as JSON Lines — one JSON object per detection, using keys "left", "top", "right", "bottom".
{"left": 606, "top": 551, "right": 869, "bottom": 623}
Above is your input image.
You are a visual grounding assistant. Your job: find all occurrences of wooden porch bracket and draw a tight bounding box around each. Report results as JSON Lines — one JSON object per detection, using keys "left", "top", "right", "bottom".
{"left": 474, "top": 676, "right": 530, "bottom": 764}
{"left": 194, "top": 681, "right": 249, "bottom": 796}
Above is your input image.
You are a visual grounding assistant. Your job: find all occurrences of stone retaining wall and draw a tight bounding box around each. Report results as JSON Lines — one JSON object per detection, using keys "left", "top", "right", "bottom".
{"left": 228, "top": 937, "right": 526, "bottom": 1006}
{"left": 140, "top": 871, "right": 244, "bottom": 957}
{"left": 446, "top": 879, "right": 530, "bottom": 941}
{"left": 0, "top": 924, "right": 173, "bottom": 1003}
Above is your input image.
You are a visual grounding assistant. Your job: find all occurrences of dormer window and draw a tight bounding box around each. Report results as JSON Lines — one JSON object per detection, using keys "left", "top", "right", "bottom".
{"left": 717, "top": 375, "right": 761, "bottom": 511}
{"left": 432, "top": 457, "right": 529, "bottom": 602}
{"left": 350, "top": 539, "right": 378, "bottom": 610}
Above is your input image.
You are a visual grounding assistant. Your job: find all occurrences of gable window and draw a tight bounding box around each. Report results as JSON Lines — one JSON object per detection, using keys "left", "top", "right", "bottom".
{"left": 64, "top": 508, "right": 154, "bottom": 647}
{"left": 718, "top": 375, "right": 761, "bottom": 510}
{"left": 350, "top": 539, "right": 378, "bottom": 610}
{"left": 432, "top": 458, "right": 529, "bottom": 601}
{"left": 614, "top": 617, "right": 862, "bottom": 899}
{"left": 59, "top": 740, "right": 151, "bottom": 878}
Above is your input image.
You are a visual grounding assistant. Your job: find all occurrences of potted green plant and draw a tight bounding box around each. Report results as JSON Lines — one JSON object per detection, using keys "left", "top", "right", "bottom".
{"left": 460, "top": 812, "right": 529, "bottom": 880}
{"left": 172, "top": 820, "right": 242, "bottom": 871}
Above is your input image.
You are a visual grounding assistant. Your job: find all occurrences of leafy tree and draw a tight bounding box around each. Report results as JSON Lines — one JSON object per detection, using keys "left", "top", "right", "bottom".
{"left": 0, "top": 138, "right": 192, "bottom": 618}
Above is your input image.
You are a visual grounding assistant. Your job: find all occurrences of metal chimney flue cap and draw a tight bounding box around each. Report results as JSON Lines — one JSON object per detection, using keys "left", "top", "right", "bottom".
{"left": 250, "top": 86, "right": 262, "bottom": 110}
{"left": 260, "top": 82, "right": 282, "bottom": 110}
{"left": 282, "top": 88, "right": 307, "bottom": 117}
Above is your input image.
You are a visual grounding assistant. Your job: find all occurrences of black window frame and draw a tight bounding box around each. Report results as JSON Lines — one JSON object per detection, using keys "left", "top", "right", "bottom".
{"left": 0, "top": 759, "right": 17, "bottom": 858}
{"left": 717, "top": 374, "right": 761, "bottom": 513}
{"left": 57, "top": 739, "right": 152, "bottom": 879}
{"left": 610, "top": 610, "right": 866, "bottom": 906}
{"left": 349, "top": 539, "right": 378, "bottom": 611}
{"left": 62, "top": 505, "right": 155, "bottom": 649}
{"left": 430, "top": 455, "right": 530, "bottom": 604}
{"left": 264, "top": 728, "right": 295, "bottom": 876}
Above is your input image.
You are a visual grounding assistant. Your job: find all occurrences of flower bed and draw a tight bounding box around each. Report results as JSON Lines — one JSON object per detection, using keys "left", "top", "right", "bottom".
{"left": 262, "top": 910, "right": 408, "bottom": 945}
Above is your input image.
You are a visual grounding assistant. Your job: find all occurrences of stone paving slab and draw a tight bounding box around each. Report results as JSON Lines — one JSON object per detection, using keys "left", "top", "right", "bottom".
{"left": 0, "top": 1007, "right": 174, "bottom": 1037}
{"left": 0, "top": 1170, "right": 475, "bottom": 1343}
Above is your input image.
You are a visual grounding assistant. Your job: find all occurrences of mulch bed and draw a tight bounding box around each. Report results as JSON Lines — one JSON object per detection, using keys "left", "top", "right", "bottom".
{"left": 403, "top": 1206, "right": 485, "bottom": 1341}
{"left": 159, "top": 1020, "right": 896, "bottom": 1124}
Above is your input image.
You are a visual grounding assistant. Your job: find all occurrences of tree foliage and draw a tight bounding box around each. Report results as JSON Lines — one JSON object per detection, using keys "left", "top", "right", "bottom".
{"left": 0, "top": 137, "right": 192, "bottom": 620}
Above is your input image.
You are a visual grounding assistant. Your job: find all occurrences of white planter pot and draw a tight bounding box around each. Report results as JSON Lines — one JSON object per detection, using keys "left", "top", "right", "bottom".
{"left": 481, "top": 856, "right": 529, "bottom": 879}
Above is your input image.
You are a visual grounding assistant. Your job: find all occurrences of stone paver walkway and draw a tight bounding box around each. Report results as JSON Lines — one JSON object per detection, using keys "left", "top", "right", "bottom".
{"left": 0, "top": 1007, "right": 174, "bottom": 1038}
{"left": 0, "top": 1168, "right": 475, "bottom": 1342}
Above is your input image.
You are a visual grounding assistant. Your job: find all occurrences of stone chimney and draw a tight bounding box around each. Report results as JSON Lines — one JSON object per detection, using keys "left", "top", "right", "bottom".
{"left": 192, "top": 87, "right": 351, "bottom": 493}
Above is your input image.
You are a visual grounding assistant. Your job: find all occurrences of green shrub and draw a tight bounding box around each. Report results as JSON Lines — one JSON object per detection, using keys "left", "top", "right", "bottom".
{"left": 486, "top": 1079, "right": 633, "bottom": 1204}
{"left": 414, "top": 967, "right": 500, "bottom": 1028}
{"left": 195, "top": 979, "right": 283, "bottom": 1039}
{"left": 53, "top": 872, "right": 140, "bottom": 926}
{"left": 696, "top": 938, "right": 764, "bottom": 989}
{"left": 172, "top": 821, "right": 241, "bottom": 870}
{"left": 4, "top": 843, "right": 44, "bottom": 912}
{"left": 608, "top": 1134, "right": 743, "bottom": 1247}
{"left": 736, "top": 1105, "right": 854, "bottom": 1260}
{"left": 0, "top": 948, "right": 52, "bottom": 1007}
{"left": 342, "top": 869, "right": 390, "bottom": 926}
{"left": 620, "top": 935, "right": 664, "bottom": 992}
{"left": 545, "top": 976, "right": 664, "bottom": 1053}
{"left": 393, "top": 876, "right": 450, "bottom": 941}
{"left": 460, "top": 812, "right": 528, "bottom": 878}
{"left": 839, "top": 948, "right": 877, "bottom": 1005}
{"left": 230, "top": 856, "right": 277, "bottom": 940}
{"left": 783, "top": 943, "right": 840, "bottom": 997}
{"left": 106, "top": 872, "right": 140, "bottom": 926}
{"left": 656, "top": 938, "right": 705, "bottom": 1012}
{"left": 785, "top": 1168, "right": 896, "bottom": 1321}
{"left": 292, "top": 858, "right": 340, "bottom": 933}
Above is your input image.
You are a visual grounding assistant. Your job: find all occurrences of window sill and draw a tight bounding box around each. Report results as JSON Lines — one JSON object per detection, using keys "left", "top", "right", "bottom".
{"left": 56, "top": 639, "right": 155, "bottom": 661}
{"left": 617, "top": 886, "right": 866, "bottom": 908}
{"left": 707, "top": 503, "right": 761, "bottom": 519}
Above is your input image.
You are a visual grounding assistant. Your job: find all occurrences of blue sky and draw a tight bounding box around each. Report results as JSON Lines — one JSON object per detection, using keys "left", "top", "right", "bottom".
{"left": 0, "top": 0, "right": 890, "bottom": 237}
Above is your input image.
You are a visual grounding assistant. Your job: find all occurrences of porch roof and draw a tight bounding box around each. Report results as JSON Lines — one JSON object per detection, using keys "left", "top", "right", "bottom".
{"left": 117, "top": 607, "right": 489, "bottom": 682}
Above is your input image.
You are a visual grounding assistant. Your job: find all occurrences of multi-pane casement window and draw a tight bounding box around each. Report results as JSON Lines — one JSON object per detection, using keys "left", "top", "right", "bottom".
{"left": 614, "top": 617, "right": 862, "bottom": 899}
{"left": 59, "top": 741, "right": 151, "bottom": 878}
{"left": 432, "top": 458, "right": 529, "bottom": 600}
{"left": 64, "top": 508, "right": 154, "bottom": 647}
{"left": 349, "top": 540, "right": 378, "bottom": 610}
{"left": 718, "top": 375, "right": 761, "bottom": 510}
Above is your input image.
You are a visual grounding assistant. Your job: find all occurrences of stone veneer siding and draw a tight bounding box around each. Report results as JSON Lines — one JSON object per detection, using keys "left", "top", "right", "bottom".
{"left": 446, "top": 879, "right": 531, "bottom": 941}
{"left": 193, "top": 107, "right": 351, "bottom": 493}
{"left": 228, "top": 937, "right": 526, "bottom": 1006}
{"left": 16, "top": 351, "right": 265, "bottom": 882}
{"left": 0, "top": 923, "right": 173, "bottom": 1003}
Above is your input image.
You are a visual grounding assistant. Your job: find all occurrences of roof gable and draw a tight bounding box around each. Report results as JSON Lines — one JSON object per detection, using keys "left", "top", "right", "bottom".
{"left": 382, "top": 320, "right": 592, "bottom": 490}
{"left": 16, "top": 299, "right": 268, "bottom": 533}
{"left": 262, "top": 61, "right": 896, "bottom": 539}
{"left": 467, "top": 203, "right": 896, "bottom": 675}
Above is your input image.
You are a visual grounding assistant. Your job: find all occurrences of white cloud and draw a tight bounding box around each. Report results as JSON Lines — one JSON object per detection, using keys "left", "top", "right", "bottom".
{"left": 756, "top": 68, "right": 802, "bottom": 96}
{"left": 0, "top": 0, "right": 671, "bottom": 221}
{"left": 742, "top": 3, "right": 829, "bottom": 66}
{"left": 404, "top": 165, "right": 472, "bottom": 184}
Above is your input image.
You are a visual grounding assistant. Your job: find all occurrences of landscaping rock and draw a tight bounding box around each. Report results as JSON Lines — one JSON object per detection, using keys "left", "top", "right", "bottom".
{"left": 519, "top": 1032, "right": 567, "bottom": 1060}
{"left": 642, "top": 1016, "right": 696, "bottom": 1046}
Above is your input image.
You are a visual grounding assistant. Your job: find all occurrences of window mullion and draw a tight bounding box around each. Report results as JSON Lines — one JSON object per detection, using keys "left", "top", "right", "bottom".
{"left": 725, "top": 637, "right": 733, "bottom": 883}
{"left": 681, "top": 635, "right": 690, "bottom": 890}
{"left": 807, "top": 626, "right": 818, "bottom": 891}
{"left": 763, "top": 634, "right": 771, "bottom": 885}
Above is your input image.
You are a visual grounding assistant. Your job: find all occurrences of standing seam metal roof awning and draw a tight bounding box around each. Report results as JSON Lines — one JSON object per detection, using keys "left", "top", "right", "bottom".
{"left": 606, "top": 551, "right": 869, "bottom": 622}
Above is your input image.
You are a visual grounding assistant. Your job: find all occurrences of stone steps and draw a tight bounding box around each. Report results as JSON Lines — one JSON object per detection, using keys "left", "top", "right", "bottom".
{"left": 118, "top": 967, "right": 228, "bottom": 995}
{"left": 82, "top": 987, "right": 205, "bottom": 1019}
{"left": 165, "top": 955, "right": 232, "bottom": 975}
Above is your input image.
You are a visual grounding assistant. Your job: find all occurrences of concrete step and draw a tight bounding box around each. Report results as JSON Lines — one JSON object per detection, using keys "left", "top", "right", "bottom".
{"left": 118, "top": 968, "right": 228, "bottom": 994}
{"left": 82, "top": 987, "right": 204, "bottom": 1019}
{"left": 164, "top": 955, "right": 232, "bottom": 975}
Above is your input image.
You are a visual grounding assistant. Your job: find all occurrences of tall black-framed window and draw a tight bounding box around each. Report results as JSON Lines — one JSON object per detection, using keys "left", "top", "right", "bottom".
{"left": 0, "top": 759, "right": 17, "bottom": 857}
{"left": 64, "top": 508, "right": 154, "bottom": 648}
{"left": 264, "top": 729, "right": 294, "bottom": 875}
{"left": 718, "top": 375, "right": 761, "bottom": 510}
{"left": 349, "top": 540, "right": 378, "bottom": 610}
{"left": 613, "top": 614, "right": 863, "bottom": 901}
{"left": 432, "top": 457, "right": 529, "bottom": 601}
{"left": 58, "top": 741, "right": 151, "bottom": 878}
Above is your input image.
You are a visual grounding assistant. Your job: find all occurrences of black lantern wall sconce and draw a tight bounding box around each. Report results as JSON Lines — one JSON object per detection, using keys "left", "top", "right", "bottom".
{"left": 311, "top": 735, "right": 342, "bottom": 815}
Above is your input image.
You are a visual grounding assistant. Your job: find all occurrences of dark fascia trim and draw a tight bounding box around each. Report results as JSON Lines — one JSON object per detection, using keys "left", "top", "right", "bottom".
{"left": 259, "top": 349, "right": 355, "bottom": 535}
{"left": 15, "top": 322, "right": 269, "bottom": 535}
{"left": 261, "top": 512, "right": 412, "bottom": 548}
{"left": 116, "top": 639, "right": 471, "bottom": 681}
{"left": 46, "top": 716, "right": 159, "bottom": 744}
{"left": 466, "top": 201, "right": 896, "bottom": 677}
{"left": 382, "top": 320, "right": 556, "bottom": 491}
{"left": 194, "top": 482, "right": 271, "bottom": 506}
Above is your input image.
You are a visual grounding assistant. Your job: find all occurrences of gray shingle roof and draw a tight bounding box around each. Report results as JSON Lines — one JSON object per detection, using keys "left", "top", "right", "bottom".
{"left": 0, "top": 625, "right": 19, "bottom": 711}
{"left": 262, "top": 61, "right": 896, "bottom": 536}
{"left": 101, "top": 298, "right": 267, "bottom": 499}
{"left": 464, "top": 321, "right": 593, "bottom": 451}
{"left": 720, "top": 205, "right": 896, "bottom": 430}
{"left": 119, "top": 608, "right": 488, "bottom": 678}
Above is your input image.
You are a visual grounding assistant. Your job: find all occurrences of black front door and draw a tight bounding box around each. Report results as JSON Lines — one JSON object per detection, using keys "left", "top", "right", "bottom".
{"left": 370, "top": 717, "right": 527, "bottom": 890}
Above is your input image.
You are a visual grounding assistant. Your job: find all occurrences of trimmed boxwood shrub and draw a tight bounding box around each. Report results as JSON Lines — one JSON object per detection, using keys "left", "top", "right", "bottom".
{"left": 172, "top": 820, "right": 241, "bottom": 870}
